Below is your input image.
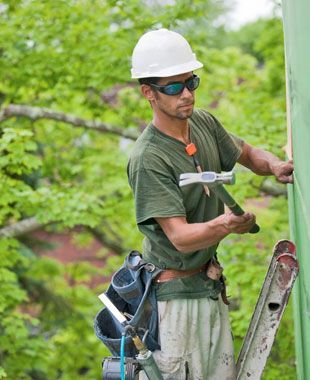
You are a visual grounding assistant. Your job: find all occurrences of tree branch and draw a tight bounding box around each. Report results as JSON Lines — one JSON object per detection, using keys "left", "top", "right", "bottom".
{"left": 260, "top": 178, "right": 287, "bottom": 197}
{"left": 0, "top": 217, "right": 43, "bottom": 238}
{"left": 0, "top": 104, "right": 139, "bottom": 140}
{"left": 87, "top": 226, "right": 124, "bottom": 256}
{"left": 0, "top": 217, "right": 124, "bottom": 256}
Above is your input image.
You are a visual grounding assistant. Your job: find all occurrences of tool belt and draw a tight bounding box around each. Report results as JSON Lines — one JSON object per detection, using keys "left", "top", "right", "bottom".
{"left": 153, "top": 264, "right": 207, "bottom": 283}
{"left": 153, "top": 258, "right": 230, "bottom": 305}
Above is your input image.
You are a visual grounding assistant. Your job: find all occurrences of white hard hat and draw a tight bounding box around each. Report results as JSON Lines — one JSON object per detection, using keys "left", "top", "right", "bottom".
{"left": 131, "top": 28, "right": 203, "bottom": 79}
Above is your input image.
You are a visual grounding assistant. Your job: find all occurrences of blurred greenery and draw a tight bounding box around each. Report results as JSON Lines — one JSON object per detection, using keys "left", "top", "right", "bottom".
{"left": 0, "top": 0, "right": 295, "bottom": 379}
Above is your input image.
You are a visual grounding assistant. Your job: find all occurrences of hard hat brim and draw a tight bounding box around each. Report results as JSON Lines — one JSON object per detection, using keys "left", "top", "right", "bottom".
{"left": 131, "top": 60, "right": 203, "bottom": 79}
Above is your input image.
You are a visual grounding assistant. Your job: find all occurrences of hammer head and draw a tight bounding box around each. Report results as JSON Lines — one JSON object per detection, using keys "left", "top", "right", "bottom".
{"left": 179, "top": 171, "right": 235, "bottom": 187}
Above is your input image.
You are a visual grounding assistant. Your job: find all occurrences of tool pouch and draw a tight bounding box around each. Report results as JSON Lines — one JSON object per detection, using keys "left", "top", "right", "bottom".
{"left": 94, "top": 251, "right": 162, "bottom": 357}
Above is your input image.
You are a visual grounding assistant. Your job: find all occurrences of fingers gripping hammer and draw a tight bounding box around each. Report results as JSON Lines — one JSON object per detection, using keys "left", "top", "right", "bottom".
{"left": 179, "top": 171, "right": 260, "bottom": 234}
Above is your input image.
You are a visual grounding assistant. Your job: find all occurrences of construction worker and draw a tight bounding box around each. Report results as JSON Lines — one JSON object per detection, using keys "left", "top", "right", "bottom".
{"left": 127, "top": 28, "right": 294, "bottom": 380}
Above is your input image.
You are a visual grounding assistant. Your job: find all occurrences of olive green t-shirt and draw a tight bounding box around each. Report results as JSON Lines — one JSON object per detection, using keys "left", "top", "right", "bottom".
{"left": 127, "top": 109, "right": 243, "bottom": 301}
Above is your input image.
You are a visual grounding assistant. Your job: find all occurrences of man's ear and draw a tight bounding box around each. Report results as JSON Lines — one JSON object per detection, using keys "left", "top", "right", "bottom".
{"left": 141, "top": 84, "right": 155, "bottom": 101}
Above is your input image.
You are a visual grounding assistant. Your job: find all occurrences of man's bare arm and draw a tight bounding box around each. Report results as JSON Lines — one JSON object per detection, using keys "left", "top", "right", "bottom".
{"left": 238, "top": 142, "right": 294, "bottom": 184}
{"left": 156, "top": 212, "right": 256, "bottom": 254}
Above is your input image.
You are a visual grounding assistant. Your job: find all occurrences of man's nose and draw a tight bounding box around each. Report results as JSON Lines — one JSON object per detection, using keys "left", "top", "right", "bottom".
{"left": 180, "top": 86, "right": 194, "bottom": 98}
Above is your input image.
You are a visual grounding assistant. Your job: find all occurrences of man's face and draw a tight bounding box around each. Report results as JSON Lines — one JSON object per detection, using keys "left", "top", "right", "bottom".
{"left": 151, "top": 72, "right": 196, "bottom": 120}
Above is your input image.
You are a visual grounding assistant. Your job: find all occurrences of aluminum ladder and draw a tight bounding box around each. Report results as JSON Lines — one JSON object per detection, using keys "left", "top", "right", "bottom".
{"left": 236, "top": 239, "right": 299, "bottom": 379}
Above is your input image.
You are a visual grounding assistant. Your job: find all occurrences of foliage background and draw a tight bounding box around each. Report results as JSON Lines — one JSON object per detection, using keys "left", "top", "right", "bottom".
{"left": 0, "top": 0, "right": 295, "bottom": 379}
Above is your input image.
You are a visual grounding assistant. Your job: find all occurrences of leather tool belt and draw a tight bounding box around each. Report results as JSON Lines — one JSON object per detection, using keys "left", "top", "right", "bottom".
{"left": 153, "top": 264, "right": 207, "bottom": 283}
{"left": 153, "top": 259, "right": 230, "bottom": 305}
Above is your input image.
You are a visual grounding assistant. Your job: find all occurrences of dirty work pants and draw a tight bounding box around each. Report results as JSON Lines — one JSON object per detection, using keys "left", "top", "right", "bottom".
{"left": 139, "top": 297, "right": 236, "bottom": 380}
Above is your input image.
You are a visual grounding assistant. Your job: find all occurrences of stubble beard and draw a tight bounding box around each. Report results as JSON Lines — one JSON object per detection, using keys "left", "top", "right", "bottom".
{"left": 176, "top": 107, "right": 194, "bottom": 120}
{"left": 158, "top": 102, "right": 194, "bottom": 120}
{"left": 154, "top": 90, "right": 195, "bottom": 120}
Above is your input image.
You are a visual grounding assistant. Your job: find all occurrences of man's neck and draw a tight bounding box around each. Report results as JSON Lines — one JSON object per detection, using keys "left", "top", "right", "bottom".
{"left": 152, "top": 114, "right": 190, "bottom": 145}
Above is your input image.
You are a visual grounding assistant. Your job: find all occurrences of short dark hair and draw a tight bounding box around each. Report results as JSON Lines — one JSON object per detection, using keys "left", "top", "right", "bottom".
{"left": 138, "top": 77, "right": 160, "bottom": 86}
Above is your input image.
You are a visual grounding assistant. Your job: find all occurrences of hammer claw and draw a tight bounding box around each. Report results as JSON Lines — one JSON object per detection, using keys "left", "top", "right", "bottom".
{"left": 179, "top": 172, "right": 202, "bottom": 180}
{"left": 179, "top": 179, "right": 196, "bottom": 186}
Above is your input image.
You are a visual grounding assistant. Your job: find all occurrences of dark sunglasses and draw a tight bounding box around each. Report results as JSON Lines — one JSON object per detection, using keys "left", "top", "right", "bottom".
{"left": 150, "top": 74, "right": 200, "bottom": 96}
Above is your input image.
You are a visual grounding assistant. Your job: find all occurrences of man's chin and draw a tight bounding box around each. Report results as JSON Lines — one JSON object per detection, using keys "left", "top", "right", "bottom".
{"left": 177, "top": 108, "right": 194, "bottom": 119}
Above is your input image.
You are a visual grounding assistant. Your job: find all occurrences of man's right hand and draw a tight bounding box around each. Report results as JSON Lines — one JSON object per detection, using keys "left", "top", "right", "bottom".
{"left": 219, "top": 211, "right": 256, "bottom": 234}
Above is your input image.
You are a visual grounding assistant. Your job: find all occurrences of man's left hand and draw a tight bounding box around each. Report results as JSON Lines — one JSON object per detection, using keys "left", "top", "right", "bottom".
{"left": 271, "top": 159, "right": 294, "bottom": 184}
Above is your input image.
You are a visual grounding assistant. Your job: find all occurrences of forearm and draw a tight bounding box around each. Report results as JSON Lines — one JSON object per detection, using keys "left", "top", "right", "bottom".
{"left": 168, "top": 217, "right": 230, "bottom": 253}
{"left": 238, "top": 143, "right": 294, "bottom": 183}
{"left": 238, "top": 144, "right": 281, "bottom": 176}
{"left": 156, "top": 212, "right": 255, "bottom": 254}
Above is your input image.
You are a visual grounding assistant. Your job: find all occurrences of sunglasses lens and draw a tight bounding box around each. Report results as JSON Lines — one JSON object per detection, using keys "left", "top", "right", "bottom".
{"left": 155, "top": 75, "right": 200, "bottom": 95}
{"left": 164, "top": 83, "right": 184, "bottom": 95}
{"left": 187, "top": 76, "right": 200, "bottom": 91}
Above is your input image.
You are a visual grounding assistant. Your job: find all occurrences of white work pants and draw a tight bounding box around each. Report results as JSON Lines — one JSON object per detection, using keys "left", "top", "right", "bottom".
{"left": 139, "top": 297, "right": 236, "bottom": 380}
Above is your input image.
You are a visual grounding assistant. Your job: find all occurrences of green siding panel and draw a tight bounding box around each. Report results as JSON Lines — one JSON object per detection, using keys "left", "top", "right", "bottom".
{"left": 282, "top": 1, "right": 310, "bottom": 379}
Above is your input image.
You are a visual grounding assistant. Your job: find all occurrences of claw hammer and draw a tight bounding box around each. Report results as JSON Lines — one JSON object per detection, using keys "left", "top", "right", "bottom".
{"left": 179, "top": 171, "right": 260, "bottom": 234}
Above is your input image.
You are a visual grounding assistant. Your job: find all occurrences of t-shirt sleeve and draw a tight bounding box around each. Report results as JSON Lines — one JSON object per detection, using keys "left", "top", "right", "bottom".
{"left": 210, "top": 114, "right": 244, "bottom": 171}
{"left": 128, "top": 164, "right": 186, "bottom": 225}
